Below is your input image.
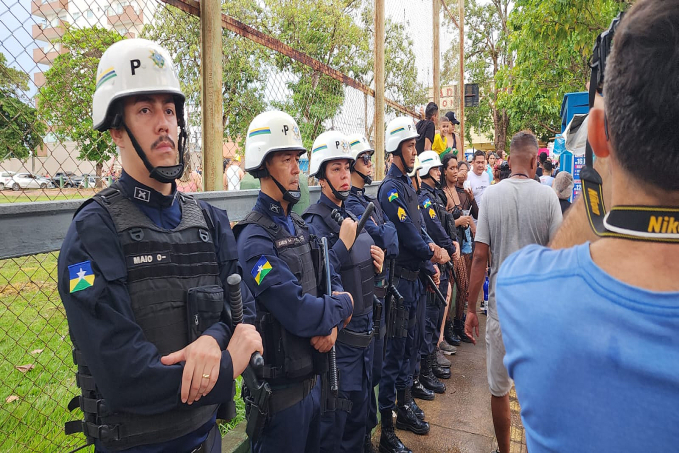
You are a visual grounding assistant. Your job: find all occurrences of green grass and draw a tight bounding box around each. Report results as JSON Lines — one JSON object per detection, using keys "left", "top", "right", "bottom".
{"left": 0, "top": 253, "right": 245, "bottom": 452}
{"left": 0, "top": 191, "right": 92, "bottom": 204}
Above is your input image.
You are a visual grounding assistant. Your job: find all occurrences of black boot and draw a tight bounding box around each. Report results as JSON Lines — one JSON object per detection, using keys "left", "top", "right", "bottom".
{"left": 379, "top": 410, "right": 412, "bottom": 453}
{"left": 431, "top": 352, "right": 451, "bottom": 380}
{"left": 411, "top": 376, "right": 435, "bottom": 401}
{"left": 404, "top": 386, "right": 425, "bottom": 420}
{"left": 444, "top": 319, "right": 461, "bottom": 346}
{"left": 419, "top": 354, "right": 446, "bottom": 394}
{"left": 395, "top": 394, "right": 430, "bottom": 435}
{"left": 454, "top": 318, "right": 473, "bottom": 343}
{"left": 364, "top": 433, "right": 377, "bottom": 453}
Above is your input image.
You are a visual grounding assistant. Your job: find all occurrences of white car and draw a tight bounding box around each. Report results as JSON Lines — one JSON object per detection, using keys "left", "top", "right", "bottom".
{"left": 0, "top": 171, "right": 16, "bottom": 190}
{"left": 8, "top": 172, "right": 54, "bottom": 190}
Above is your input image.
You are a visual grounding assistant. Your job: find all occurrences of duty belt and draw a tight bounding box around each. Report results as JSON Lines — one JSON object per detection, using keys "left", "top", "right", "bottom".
{"left": 268, "top": 376, "right": 317, "bottom": 414}
{"left": 393, "top": 266, "right": 419, "bottom": 282}
{"left": 337, "top": 328, "right": 374, "bottom": 348}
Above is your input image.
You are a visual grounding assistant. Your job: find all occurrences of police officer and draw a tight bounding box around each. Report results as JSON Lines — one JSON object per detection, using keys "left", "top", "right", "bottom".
{"left": 302, "top": 131, "right": 384, "bottom": 453}
{"left": 377, "top": 117, "right": 447, "bottom": 453}
{"left": 344, "top": 134, "right": 399, "bottom": 453}
{"left": 57, "top": 39, "right": 262, "bottom": 453}
{"left": 234, "top": 111, "right": 356, "bottom": 453}
{"left": 413, "top": 151, "right": 459, "bottom": 394}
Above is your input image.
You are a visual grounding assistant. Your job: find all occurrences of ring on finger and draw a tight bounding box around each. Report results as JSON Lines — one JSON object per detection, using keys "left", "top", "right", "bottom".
{"left": 202, "top": 373, "right": 210, "bottom": 379}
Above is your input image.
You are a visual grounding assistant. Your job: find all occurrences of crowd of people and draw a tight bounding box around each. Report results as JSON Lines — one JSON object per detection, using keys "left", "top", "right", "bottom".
{"left": 55, "top": 1, "right": 679, "bottom": 452}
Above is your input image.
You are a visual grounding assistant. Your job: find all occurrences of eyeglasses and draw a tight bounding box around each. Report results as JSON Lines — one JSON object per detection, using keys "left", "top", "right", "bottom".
{"left": 359, "top": 154, "right": 372, "bottom": 165}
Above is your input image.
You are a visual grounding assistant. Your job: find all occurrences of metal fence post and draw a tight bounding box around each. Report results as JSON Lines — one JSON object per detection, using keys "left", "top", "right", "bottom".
{"left": 201, "top": 0, "right": 224, "bottom": 191}
{"left": 374, "top": 0, "right": 385, "bottom": 179}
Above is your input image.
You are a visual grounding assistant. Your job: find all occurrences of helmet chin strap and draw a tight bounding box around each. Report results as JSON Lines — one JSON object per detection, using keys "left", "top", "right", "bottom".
{"left": 270, "top": 174, "right": 301, "bottom": 205}
{"left": 423, "top": 174, "right": 441, "bottom": 189}
{"left": 397, "top": 151, "right": 413, "bottom": 174}
{"left": 325, "top": 178, "right": 349, "bottom": 202}
{"left": 354, "top": 169, "right": 372, "bottom": 186}
{"left": 123, "top": 123, "right": 186, "bottom": 184}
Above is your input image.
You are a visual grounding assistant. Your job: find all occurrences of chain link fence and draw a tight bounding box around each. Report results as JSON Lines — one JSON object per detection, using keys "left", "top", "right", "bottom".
{"left": 0, "top": 0, "right": 437, "bottom": 450}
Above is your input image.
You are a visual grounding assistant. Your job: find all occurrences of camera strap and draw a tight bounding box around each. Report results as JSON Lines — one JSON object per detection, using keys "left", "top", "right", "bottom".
{"left": 580, "top": 10, "right": 679, "bottom": 243}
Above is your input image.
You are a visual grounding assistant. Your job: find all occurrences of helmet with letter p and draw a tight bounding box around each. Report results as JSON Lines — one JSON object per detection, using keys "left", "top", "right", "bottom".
{"left": 385, "top": 116, "right": 418, "bottom": 154}
{"left": 92, "top": 38, "right": 186, "bottom": 183}
{"left": 244, "top": 110, "right": 306, "bottom": 204}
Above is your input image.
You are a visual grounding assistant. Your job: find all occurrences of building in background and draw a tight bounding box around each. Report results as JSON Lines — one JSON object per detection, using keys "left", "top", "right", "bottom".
{"left": 11, "top": 0, "right": 155, "bottom": 176}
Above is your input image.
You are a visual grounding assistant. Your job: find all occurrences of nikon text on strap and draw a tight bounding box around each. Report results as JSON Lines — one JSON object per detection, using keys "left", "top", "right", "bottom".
{"left": 580, "top": 11, "right": 679, "bottom": 244}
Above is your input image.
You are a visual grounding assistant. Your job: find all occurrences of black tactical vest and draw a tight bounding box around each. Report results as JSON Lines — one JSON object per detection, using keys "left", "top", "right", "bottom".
{"left": 303, "top": 202, "right": 375, "bottom": 319}
{"left": 233, "top": 211, "right": 324, "bottom": 387}
{"left": 65, "top": 185, "right": 226, "bottom": 451}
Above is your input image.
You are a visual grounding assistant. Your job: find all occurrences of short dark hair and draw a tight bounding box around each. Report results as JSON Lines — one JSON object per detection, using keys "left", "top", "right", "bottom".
{"left": 425, "top": 102, "right": 439, "bottom": 120}
{"left": 458, "top": 161, "right": 470, "bottom": 170}
{"left": 543, "top": 160, "right": 553, "bottom": 173}
{"left": 605, "top": 0, "right": 679, "bottom": 191}
{"left": 539, "top": 151, "right": 548, "bottom": 163}
{"left": 473, "top": 150, "right": 486, "bottom": 162}
{"left": 510, "top": 131, "right": 539, "bottom": 156}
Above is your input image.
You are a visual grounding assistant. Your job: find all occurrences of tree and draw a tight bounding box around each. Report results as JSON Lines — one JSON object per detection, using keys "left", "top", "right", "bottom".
{"left": 262, "top": 0, "right": 370, "bottom": 149}
{"left": 505, "top": 0, "right": 630, "bottom": 141}
{"left": 0, "top": 53, "right": 45, "bottom": 161}
{"left": 38, "top": 26, "right": 122, "bottom": 179}
{"left": 459, "top": 0, "right": 512, "bottom": 153}
{"left": 141, "top": 1, "right": 267, "bottom": 154}
{"left": 353, "top": 8, "right": 427, "bottom": 141}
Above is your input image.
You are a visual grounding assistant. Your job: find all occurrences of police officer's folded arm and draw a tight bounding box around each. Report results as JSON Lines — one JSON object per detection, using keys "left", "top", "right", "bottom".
{"left": 59, "top": 212, "right": 235, "bottom": 415}
{"left": 238, "top": 232, "right": 352, "bottom": 338}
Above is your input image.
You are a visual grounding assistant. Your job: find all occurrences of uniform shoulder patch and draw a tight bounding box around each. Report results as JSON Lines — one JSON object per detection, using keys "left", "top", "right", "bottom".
{"left": 252, "top": 256, "right": 273, "bottom": 285}
{"left": 428, "top": 208, "right": 437, "bottom": 219}
{"left": 68, "top": 261, "right": 95, "bottom": 293}
{"left": 397, "top": 207, "right": 407, "bottom": 222}
{"left": 388, "top": 190, "right": 399, "bottom": 202}
{"left": 423, "top": 198, "right": 432, "bottom": 208}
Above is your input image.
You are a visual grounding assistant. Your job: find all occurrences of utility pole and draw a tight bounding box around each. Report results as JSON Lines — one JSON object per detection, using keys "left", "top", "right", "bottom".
{"left": 433, "top": 0, "right": 440, "bottom": 111}
{"left": 459, "top": 0, "right": 465, "bottom": 151}
{"left": 374, "top": 0, "right": 385, "bottom": 180}
{"left": 201, "top": 0, "right": 223, "bottom": 191}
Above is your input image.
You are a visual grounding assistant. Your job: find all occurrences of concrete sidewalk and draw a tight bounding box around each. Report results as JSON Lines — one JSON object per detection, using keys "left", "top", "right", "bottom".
{"left": 372, "top": 314, "right": 527, "bottom": 453}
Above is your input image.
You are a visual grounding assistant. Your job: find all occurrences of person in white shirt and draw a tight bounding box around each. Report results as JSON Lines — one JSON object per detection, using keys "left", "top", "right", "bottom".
{"left": 224, "top": 156, "right": 244, "bottom": 190}
{"left": 466, "top": 150, "right": 491, "bottom": 211}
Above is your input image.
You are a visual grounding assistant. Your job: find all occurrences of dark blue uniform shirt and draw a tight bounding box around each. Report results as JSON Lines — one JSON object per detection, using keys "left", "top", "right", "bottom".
{"left": 236, "top": 192, "right": 353, "bottom": 338}
{"left": 58, "top": 172, "right": 255, "bottom": 452}
{"left": 378, "top": 165, "right": 433, "bottom": 271}
{"left": 345, "top": 186, "right": 399, "bottom": 260}
{"left": 418, "top": 182, "right": 456, "bottom": 257}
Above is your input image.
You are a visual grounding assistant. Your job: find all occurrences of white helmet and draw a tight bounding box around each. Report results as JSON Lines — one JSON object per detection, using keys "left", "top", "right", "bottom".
{"left": 245, "top": 110, "right": 306, "bottom": 174}
{"left": 408, "top": 156, "right": 422, "bottom": 178}
{"left": 385, "top": 116, "right": 419, "bottom": 153}
{"left": 92, "top": 38, "right": 184, "bottom": 132}
{"left": 309, "top": 131, "right": 353, "bottom": 178}
{"left": 418, "top": 150, "right": 443, "bottom": 177}
{"left": 347, "top": 134, "right": 374, "bottom": 161}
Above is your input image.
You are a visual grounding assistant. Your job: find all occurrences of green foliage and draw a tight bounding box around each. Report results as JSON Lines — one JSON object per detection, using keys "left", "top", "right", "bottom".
{"left": 265, "top": 0, "right": 368, "bottom": 148}
{"left": 142, "top": 1, "right": 267, "bottom": 152}
{"left": 463, "top": 0, "right": 512, "bottom": 152}
{"left": 38, "top": 26, "right": 122, "bottom": 174}
{"left": 0, "top": 54, "right": 46, "bottom": 160}
{"left": 505, "top": 0, "right": 630, "bottom": 141}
